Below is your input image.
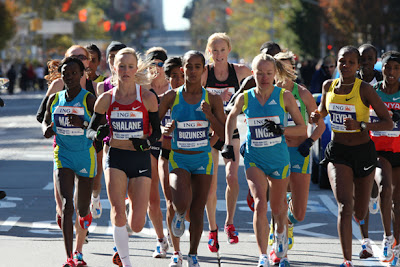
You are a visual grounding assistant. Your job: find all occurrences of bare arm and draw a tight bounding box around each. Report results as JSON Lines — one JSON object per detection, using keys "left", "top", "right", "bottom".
{"left": 46, "top": 78, "right": 64, "bottom": 97}
{"left": 42, "top": 94, "right": 56, "bottom": 138}
{"left": 233, "top": 64, "right": 252, "bottom": 84}
{"left": 96, "top": 81, "right": 105, "bottom": 97}
{"left": 284, "top": 90, "right": 307, "bottom": 136}
{"left": 206, "top": 93, "right": 226, "bottom": 141}
{"left": 226, "top": 94, "right": 244, "bottom": 145}
{"left": 299, "top": 86, "right": 326, "bottom": 141}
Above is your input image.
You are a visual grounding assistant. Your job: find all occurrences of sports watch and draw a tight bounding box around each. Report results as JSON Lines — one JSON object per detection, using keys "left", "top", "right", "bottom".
{"left": 360, "top": 121, "right": 367, "bottom": 131}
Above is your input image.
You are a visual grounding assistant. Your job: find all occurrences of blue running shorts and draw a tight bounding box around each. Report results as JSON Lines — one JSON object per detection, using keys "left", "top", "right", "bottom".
{"left": 169, "top": 150, "right": 213, "bottom": 175}
{"left": 288, "top": 146, "right": 310, "bottom": 174}
{"left": 54, "top": 145, "right": 97, "bottom": 178}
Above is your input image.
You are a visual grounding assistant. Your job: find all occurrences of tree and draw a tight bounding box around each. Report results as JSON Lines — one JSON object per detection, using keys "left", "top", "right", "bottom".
{"left": 0, "top": 1, "right": 17, "bottom": 50}
{"left": 284, "top": 0, "right": 321, "bottom": 59}
{"left": 188, "top": 0, "right": 229, "bottom": 51}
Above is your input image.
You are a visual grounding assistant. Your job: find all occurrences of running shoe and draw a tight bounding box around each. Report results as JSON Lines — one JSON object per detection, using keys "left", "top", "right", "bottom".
{"left": 269, "top": 249, "right": 280, "bottom": 266}
{"left": 258, "top": 254, "right": 270, "bottom": 267}
{"left": 62, "top": 258, "right": 76, "bottom": 267}
{"left": 247, "top": 189, "right": 255, "bottom": 212}
{"left": 391, "top": 244, "right": 400, "bottom": 266}
{"left": 359, "top": 238, "right": 373, "bottom": 259}
{"left": 369, "top": 196, "right": 379, "bottom": 214}
{"left": 268, "top": 219, "right": 275, "bottom": 246}
{"left": 187, "top": 254, "right": 200, "bottom": 267}
{"left": 380, "top": 235, "right": 397, "bottom": 262}
{"left": 208, "top": 229, "right": 219, "bottom": 253}
{"left": 279, "top": 257, "right": 290, "bottom": 267}
{"left": 224, "top": 224, "right": 239, "bottom": 244}
{"left": 169, "top": 251, "right": 183, "bottom": 267}
{"left": 339, "top": 260, "right": 353, "bottom": 267}
{"left": 171, "top": 212, "right": 186, "bottom": 238}
{"left": 112, "top": 247, "right": 122, "bottom": 266}
{"left": 56, "top": 213, "right": 62, "bottom": 229}
{"left": 73, "top": 251, "right": 87, "bottom": 266}
{"left": 288, "top": 223, "right": 294, "bottom": 250}
{"left": 90, "top": 197, "right": 102, "bottom": 219}
{"left": 153, "top": 236, "right": 169, "bottom": 258}
{"left": 79, "top": 213, "right": 92, "bottom": 229}
{"left": 273, "top": 227, "right": 288, "bottom": 259}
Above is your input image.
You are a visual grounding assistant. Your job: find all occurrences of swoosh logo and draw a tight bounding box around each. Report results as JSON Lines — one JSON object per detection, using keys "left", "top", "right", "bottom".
{"left": 132, "top": 106, "right": 140, "bottom": 111}
{"left": 393, "top": 97, "right": 400, "bottom": 101}
{"left": 345, "top": 96, "right": 354, "bottom": 101}
{"left": 363, "top": 165, "right": 374, "bottom": 171}
{"left": 139, "top": 169, "right": 148, "bottom": 173}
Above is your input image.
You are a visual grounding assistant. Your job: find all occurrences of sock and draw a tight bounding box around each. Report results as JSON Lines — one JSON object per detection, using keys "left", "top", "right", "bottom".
{"left": 91, "top": 195, "right": 100, "bottom": 202}
{"left": 113, "top": 225, "right": 132, "bottom": 267}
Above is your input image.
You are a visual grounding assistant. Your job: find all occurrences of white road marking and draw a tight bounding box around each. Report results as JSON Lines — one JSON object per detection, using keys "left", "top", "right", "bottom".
{"left": 0, "top": 217, "right": 21, "bottom": 231}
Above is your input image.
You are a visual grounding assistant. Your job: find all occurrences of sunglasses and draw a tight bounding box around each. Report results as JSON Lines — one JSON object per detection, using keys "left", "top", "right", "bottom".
{"left": 152, "top": 62, "right": 164, "bottom": 68}
{"left": 73, "top": 54, "right": 88, "bottom": 61}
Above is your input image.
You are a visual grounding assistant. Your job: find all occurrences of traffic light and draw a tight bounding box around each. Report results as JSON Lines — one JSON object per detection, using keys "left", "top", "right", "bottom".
{"left": 120, "top": 22, "right": 126, "bottom": 32}
{"left": 103, "top": 21, "right": 111, "bottom": 32}
{"left": 327, "top": 44, "right": 333, "bottom": 50}
{"left": 244, "top": 0, "right": 254, "bottom": 3}
{"left": 79, "top": 9, "right": 87, "bottom": 22}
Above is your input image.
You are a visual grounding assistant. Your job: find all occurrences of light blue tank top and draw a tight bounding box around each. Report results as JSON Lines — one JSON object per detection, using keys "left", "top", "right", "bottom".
{"left": 242, "top": 86, "right": 289, "bottom": 163}
{"left": 51, "top": 89, "right": 93, "bottom": 151}
{"left": 170, "top": 86, "right": 211, "bottom": 152}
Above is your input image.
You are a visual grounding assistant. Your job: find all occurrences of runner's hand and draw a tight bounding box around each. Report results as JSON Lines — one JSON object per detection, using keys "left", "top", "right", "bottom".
{"left": 221, "top": 144, "right": 235, "bottom": 161}
{"left": 263, "top": 120, "right": 284, "bottom": 136}
{"left": 96, "top": 124, "right": 109, "bottom": 141}
{"left": 129, "top": 138, "right": 150, "bottom": 151}
{"left": 297, "top": 138, "right": 314, "bottom": 157}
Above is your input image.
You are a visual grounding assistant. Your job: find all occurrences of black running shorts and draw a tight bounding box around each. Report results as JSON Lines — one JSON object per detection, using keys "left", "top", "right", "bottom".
{"left": 321, "top": 140, "right": 377, "bottom": 178}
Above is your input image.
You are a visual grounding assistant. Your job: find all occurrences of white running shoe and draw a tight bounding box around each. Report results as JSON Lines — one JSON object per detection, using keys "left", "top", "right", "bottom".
{"left": 169, "top": 251, "right": 183, "bottom": 267}
{"left": 391, "top": 244, "right": 400, "bottom": 266}
{"left": 273, "top": 226, "right": 288, "bottom": 259}
{"left": 187, "top": 254, "right": 200, "bottom": 267}
{"left": 369, "top": 197, "right": 379, "bottom": 214}
{"left": 90, "top": 197, "right": 102, "bottom": 219}
{"left": 172, "top": 212, "right": 186, "bottom": 238}
{"left": 258, "top": 254, "right": 270, "bottom": 267}
{"left": 380, "top": 235, "right": 396, "bottom": 262}
{"left": 153, "top": 236, "right": 169, "bottom": 258}
{"left": 359, "top": 238, "right": 374, "bottom": 259}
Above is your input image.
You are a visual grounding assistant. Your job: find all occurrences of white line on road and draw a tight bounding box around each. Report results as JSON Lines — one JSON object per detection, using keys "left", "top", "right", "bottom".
{"left": 0, "top": 216, "right": 21, "bottom": 232}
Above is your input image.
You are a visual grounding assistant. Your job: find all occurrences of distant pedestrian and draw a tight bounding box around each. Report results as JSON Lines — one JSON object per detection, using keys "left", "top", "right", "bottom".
{"left": 6, "top": 64, "right": 16, "bottom": 94}
{"left": 35, "top": 63, "right": 46, "bottom": 91}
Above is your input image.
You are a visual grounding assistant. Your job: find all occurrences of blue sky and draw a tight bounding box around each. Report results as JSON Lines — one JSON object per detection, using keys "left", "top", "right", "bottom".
{"left": 163, "top": 0, "right": 190, "bottom": 30}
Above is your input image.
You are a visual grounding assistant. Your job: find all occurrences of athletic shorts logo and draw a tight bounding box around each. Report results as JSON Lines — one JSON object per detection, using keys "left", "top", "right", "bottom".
{"left": 139, "top": 169, "right": 148, "bottom": 173}
{"left": 293, "top": 164, "right": 301, "bottom": 169}
{"left": 79, "top": 168, "right": 88, "bottom": 174}
{"left": 272, "top": 170, "right": 280, "bottom": 176}
{"left": 363, "top": 165, "right": 374, "bottom": 171}
{"left": 197, "top": 166, "right": 205, "bottom": 171}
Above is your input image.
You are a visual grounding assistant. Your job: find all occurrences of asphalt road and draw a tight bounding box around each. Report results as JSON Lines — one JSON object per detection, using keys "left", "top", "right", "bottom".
{"left": 0, "top": 91, "right": 388, "bottom": 267}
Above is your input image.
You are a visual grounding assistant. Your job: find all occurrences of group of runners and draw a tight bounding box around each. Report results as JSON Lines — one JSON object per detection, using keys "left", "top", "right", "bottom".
{"left": 36, "top": 32, "right": 400, "bottom": 267}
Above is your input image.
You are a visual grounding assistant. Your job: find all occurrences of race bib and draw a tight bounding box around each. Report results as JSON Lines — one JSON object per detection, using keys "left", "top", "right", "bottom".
{"left": 206, "top": 86, "right": 235, "bottom": 106}
{"left": 53, "top": 106, "right": 84, "bottom": 136}
{"left": 248, "top": 116, "right": 282, "bottom": 147}
{"left": 176, "top": 120, "right": 209, "bottom": 149}
{"left": 110, "top": 110, "right": 144, "bottom": 140}
{"left": 287, "top": 100, "right": 301, "bottom": 126}
{"left": 329, "top": 103, "right": 357, "bottom": 132}
{"left": 370, "top": 109, "right": 400, "bottom": 137}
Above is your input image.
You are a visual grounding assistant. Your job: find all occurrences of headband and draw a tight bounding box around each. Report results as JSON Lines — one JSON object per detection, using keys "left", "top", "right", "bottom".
{"left": 382, "top": 54, "right": 400, "bottom": 65}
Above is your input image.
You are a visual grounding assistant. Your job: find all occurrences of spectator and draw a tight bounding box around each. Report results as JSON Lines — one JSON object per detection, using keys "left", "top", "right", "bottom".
{"left": 35, "top": 63, "right": 46, "bottom": 91}
{"left": 6, "top": 64, "right": 16, "bottom": 94}
{"left": 309, "top": 55, "right": 336, "bottom": 94}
